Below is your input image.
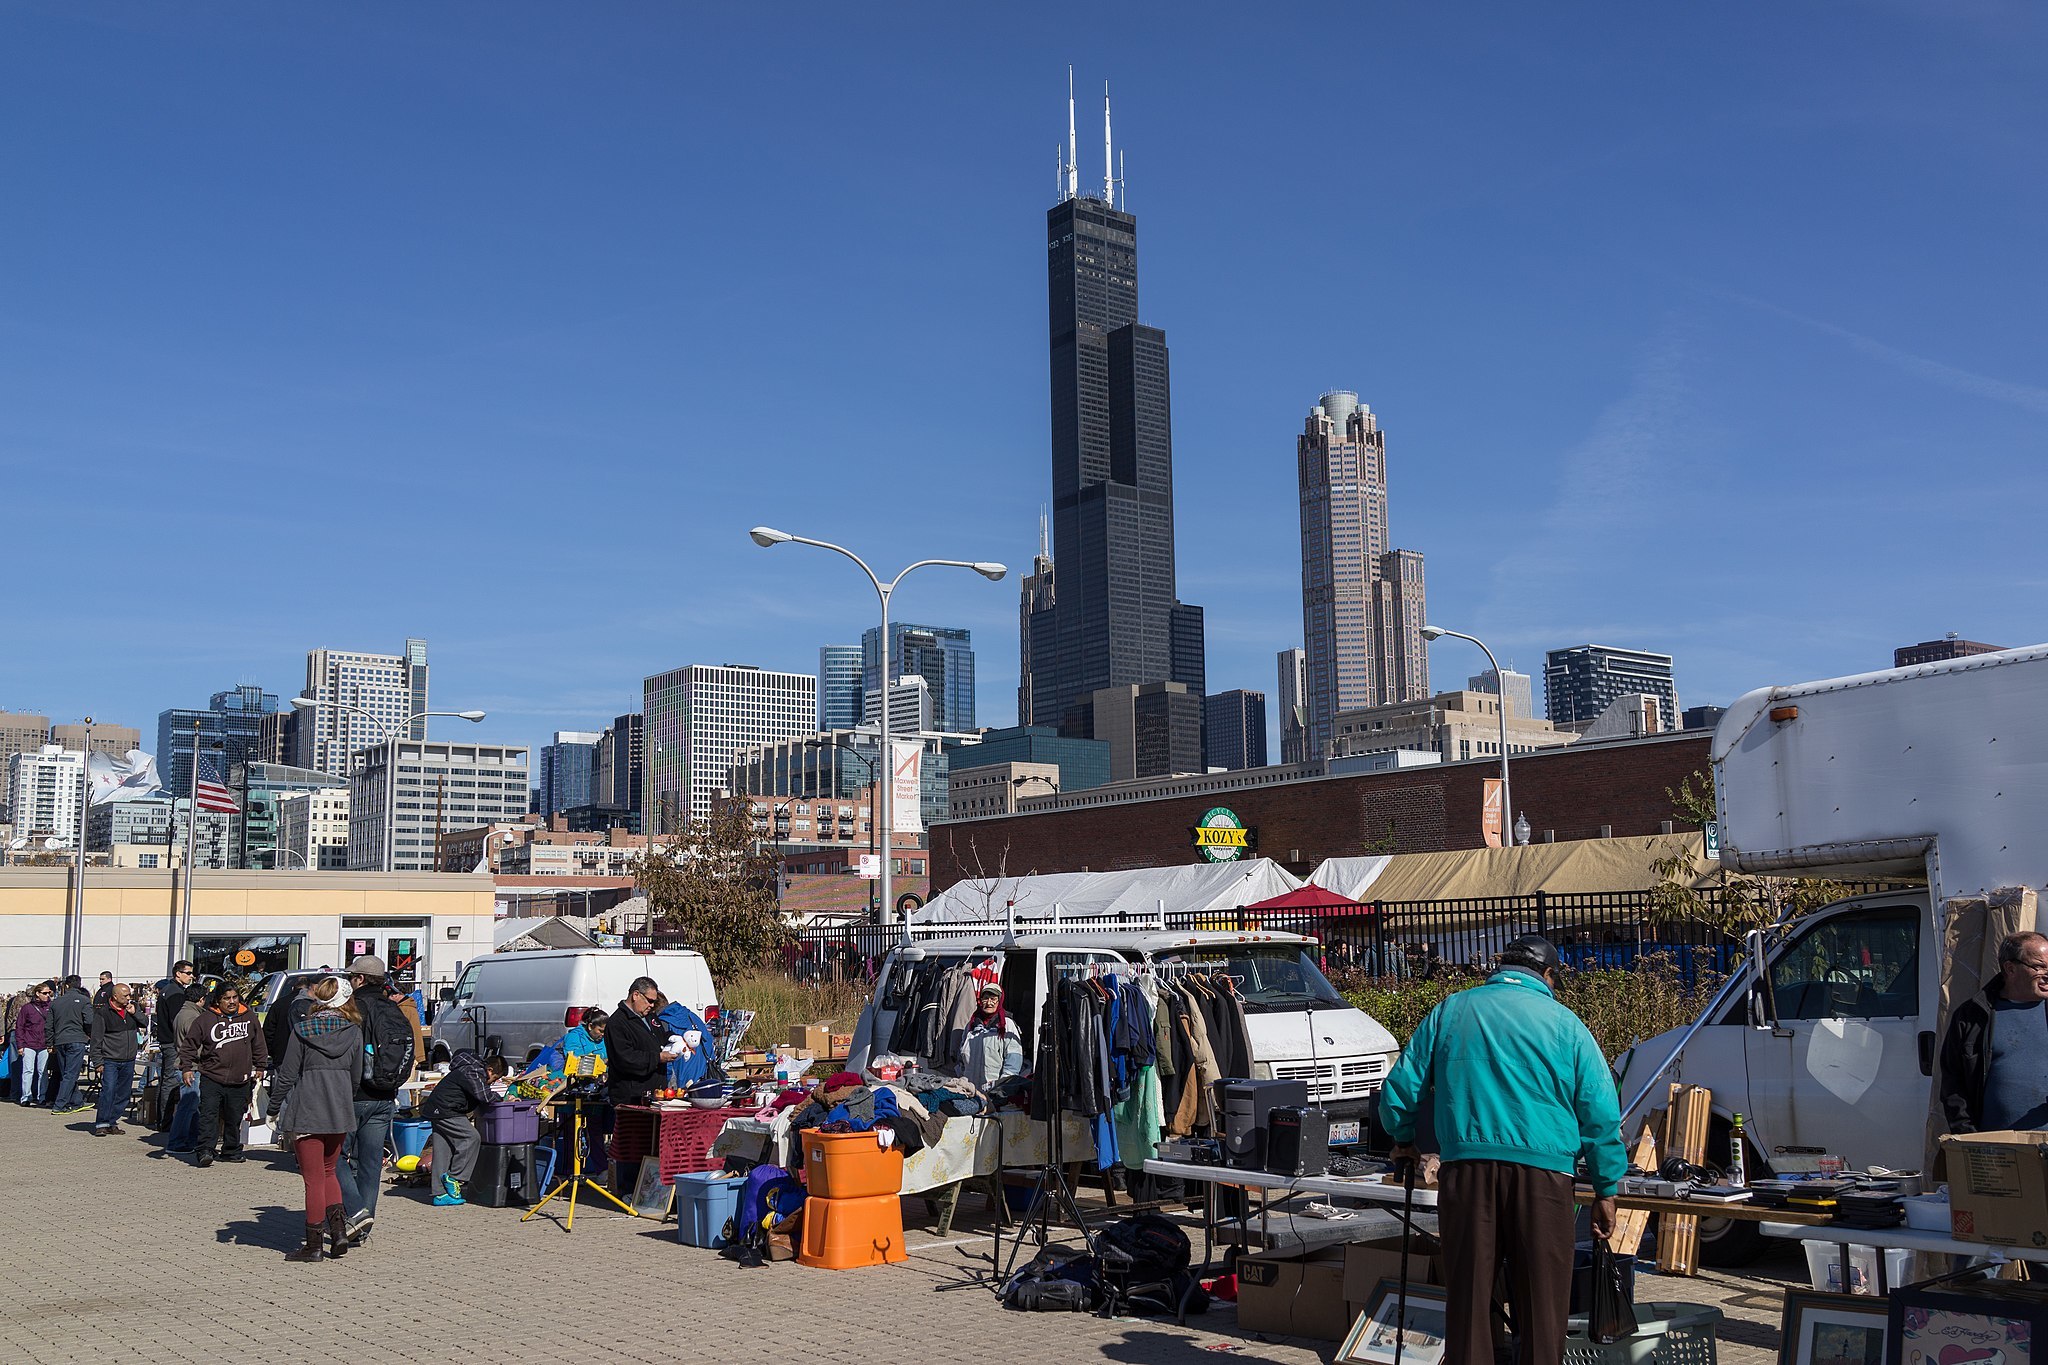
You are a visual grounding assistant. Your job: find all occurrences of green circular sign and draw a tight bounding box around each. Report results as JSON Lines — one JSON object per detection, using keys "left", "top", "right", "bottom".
{"left": 1192, "top": 806, "right": 1252, "bottom": 863}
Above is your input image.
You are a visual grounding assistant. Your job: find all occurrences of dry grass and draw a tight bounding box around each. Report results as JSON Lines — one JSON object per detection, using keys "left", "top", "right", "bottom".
{"left": 719, "top": 971, "right": 872, "bottom": 1052}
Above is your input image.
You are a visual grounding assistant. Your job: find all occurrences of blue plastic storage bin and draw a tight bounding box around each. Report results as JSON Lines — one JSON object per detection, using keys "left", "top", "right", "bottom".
{"left": 674, "top": 1172, "right": 744, "bottom": 1249}
{"left": 393, "top": 1119, "right": 431, "bottom": 1160}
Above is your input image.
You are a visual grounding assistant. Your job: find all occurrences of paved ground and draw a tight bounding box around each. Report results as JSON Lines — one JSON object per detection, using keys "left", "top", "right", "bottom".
{"left": 0, "top": 1102, "right": 1805, "bottom": 1364}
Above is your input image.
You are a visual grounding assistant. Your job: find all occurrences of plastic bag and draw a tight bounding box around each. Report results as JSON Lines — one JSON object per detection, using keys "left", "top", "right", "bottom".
{"left": 1588, "top": 1240, "right": 1639, "bottom": 1344}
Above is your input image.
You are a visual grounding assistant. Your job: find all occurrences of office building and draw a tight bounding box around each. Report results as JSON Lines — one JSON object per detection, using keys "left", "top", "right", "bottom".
{"left": 862, "top": 675, "right": 937, "bottom": 737}
{"left": 1021, "top": 88, "right": 1204, "bottom": 734}
{"left": 157, "top": 685, "right": 280, "bottom": 801}
{"left": 538, "top": 731, "right": 601, "bottom": 818}
{"left": 643, "top": 664, "right": 816, "bottom": 832}
{"left": 348, "top": 739, "right": 528, "bottom": 872}
{"left": 1468, "top": 668, "right": 1535, "bottom": 720}
{"left": 862, "top": 624, "right": 975, "bottom": 734}
{"left": 950, "top": 761, "right": 1062, "bottom": 820}
{"left": 1296, "top": 391, "right": 1430, "bottom": 759}
{"left": 1332, "top": 690, "right": 1578, "bottom": 764}
{"left": 1204, "top": 690, "right": 1268, "bottom": 772}
{"left": 948, "top": 724, "right": 1111, "bottom": 794}
{"left": 1545, "top": 645, "right": 1679, "bottom": 731}
{"left": 0, "top": 713, "right": 50, "bottom": 806}
{"left": 1681, "top": 705, "right": 1726, "bottom": 732}
{"left": 592, "top": 713, "right": 644, "bottom": 816}
{"left": 498, "top": 824, "right": 647, "bottom": 878}
{"left": 1016, "top": 513, "right": 1055, "bottom": 728}
{"left": 727, "top": 728, "right": 955, "bottom": 831}
{"left": 1894, "top": 634, "right": 2007, "bottom": 668}
{"left": 1082, "top": 681, "right": 1203, "bottom": 783}
{"left": 558, "top": 803, "right": 640, "bottom": 835}
{"left": 8, "top": 746, "right": 84, "bottom": 840}
{"left": 51, "top": 722, "right": 142, "bottom": 760}
{"left": 240, "top": 762, "right": 347, "bottom": 869}
{"left": 292, "top": 639, "right": 429, "bottom": 777}
{"left": 818, "top": 645, "right": 863, "bottom": 732}
{"left": 1277, "top": 649, "right": 1308, "bottom": 766}
{"left": 81, "top": 796, "right": 231, "bottom": 869}
{"left": 277, "top": 789, "right": 351, "bottom": 871}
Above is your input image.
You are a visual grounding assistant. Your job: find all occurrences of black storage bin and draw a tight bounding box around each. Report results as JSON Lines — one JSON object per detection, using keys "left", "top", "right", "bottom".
{"left": 472, "top": 1141, "right": 540, "bottom": 1209}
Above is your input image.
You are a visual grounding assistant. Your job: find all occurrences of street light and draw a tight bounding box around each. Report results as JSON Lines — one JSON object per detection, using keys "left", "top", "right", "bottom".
{"left": 289, "top": 698, "right": 488, "bottom": 871}
{"left": 750, "top": 527, "right": 1006, "bottom": 937}
{"left": 1011, "top": 773, "right": 1060, "bottom": 809}
{"left": 1419, "top": 624, "right": 1517, "bottom": 847}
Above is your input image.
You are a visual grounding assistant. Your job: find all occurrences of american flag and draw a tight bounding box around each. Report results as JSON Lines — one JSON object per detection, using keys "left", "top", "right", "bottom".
{"left": 193, "top": 755, "right": 239, "bottom": 814}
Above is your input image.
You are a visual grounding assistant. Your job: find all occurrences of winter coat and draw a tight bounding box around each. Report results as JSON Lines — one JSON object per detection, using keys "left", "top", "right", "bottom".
{"left": 421, "top": 1048, "right": 495, "bottom": 1120}
{"left": 1938, "top": 980, "right": 2044, "bottom": 1135}
{"left": 179, "top": 1004, "right": 270, "bottom": 1085}
{"left": 14, "top": 1000, "right": 52, "bottom": 1053}
{"left": 958, "top": 1014, "right": 1024, "bottom": 1091}
{"left": 605, "top": 1002, "right": 664, "bottom": 1104}
{"left": 90, "top": 1002, "right": 142, "bottom": 1064}
{"left": 268, "top": 1011, "right": 362, "bottom": 1136}
{"left": 48, "top": 988, "right": 92, "bottom": 1048}
{"left": 153, "top": 983, "right": 193, "bottom": 1046}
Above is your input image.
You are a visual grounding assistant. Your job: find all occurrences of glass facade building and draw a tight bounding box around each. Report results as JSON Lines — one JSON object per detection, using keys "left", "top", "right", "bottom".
{"left": 1544, "top": 645, "right": 1680, "bottom": 730}
{"left": 945, "top": 724, "right": 1111, "bottom": 794}
{"left": 156, "top": 685, "right": 280, "bottom": 806}
{"left": 859, "top": 625, "right": 973, "bottom": 734}
{"left": 1203, "top": 689, "right": 1269, "bottom": 772}
{"left": 818, "top": 645, "right": 862, "bottom": 732}
{"left": 539, "top": 731, "right": 600, "bottom": 817}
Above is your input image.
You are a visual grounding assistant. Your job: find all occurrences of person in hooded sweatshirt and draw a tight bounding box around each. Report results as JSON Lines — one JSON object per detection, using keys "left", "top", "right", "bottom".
{"left": 420, "top": 1046, "right": 507, "bottom": 1207}
{"left": 179, "top": 981, "right": 269, "bottom": 1166}
{"left": 266, "top": 976, "right": 363, "bottom": 1262}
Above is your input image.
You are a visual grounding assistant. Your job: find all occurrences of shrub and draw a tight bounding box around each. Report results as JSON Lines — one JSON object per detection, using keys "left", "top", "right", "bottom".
{"left": 719, "top": 971, "right": 871, "bottom": 1054}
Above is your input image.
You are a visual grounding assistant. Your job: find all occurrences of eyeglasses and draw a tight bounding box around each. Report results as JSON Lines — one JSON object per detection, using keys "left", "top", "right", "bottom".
{"left": 2016, "top": 960, "right": 2048, "bottom": 977}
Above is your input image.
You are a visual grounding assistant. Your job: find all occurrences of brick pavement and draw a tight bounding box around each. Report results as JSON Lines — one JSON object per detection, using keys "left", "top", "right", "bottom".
{"left": 0, "top": 1103, "right": 1806, "bottom": 1364}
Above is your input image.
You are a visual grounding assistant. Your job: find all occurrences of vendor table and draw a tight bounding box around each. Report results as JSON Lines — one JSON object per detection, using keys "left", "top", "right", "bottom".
{"left": 1759, "top": 1220, "right": 2048, "bottom": 1296}
{"left": 1144, "top": 1158, "right": 1442, "bottom": 1268}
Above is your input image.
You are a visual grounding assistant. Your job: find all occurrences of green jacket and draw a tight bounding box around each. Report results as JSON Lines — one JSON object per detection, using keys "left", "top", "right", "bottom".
{"left": 1378, "top": 968, "right": 1628, "bottom": 1196}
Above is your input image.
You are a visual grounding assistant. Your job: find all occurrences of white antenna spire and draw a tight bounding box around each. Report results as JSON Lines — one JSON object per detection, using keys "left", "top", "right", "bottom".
{"left": 1065, "top": 66, "right": 1078, "bottom": 201}
{"left": 1038, "top": 505, "right": 1049, "bottom": 560}
{"left": 1118, "top": 149, "right": 1125, "bottom": 210}
{"left": 1055, "top": 142, "right": 1062, "bottom": 200}
{"left": 1103, "top": 82, "right": 1114, "bottom": 205}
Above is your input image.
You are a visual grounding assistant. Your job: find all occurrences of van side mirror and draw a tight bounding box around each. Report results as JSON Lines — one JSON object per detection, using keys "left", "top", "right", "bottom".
{"left": 438, "top": 987, "right": 455, "bottom": 1004}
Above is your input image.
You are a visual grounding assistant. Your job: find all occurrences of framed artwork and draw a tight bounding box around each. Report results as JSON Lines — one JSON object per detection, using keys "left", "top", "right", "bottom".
{"left": 628, "top": 1156, "right": 673, "bottom": 1219}
{"left": 1889, "top": 1280, "right": 2048, "bottom": 1365}
{"left": 1782, "top": 1289, "right": 1889, "bottom": 1365}
{"left": 1339, "top": 1279, "right": 1451, "bottom": 1365}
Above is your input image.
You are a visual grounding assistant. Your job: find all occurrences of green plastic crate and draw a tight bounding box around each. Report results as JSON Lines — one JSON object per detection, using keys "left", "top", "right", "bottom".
{"left": 1563, "top": 1301, "right": 1722, "bottom": 1365}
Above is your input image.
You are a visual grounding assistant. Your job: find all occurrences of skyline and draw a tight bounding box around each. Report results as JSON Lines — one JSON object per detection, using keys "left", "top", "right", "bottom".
{"left": 6, "top": 5, "right": 2045, "bottom": 767}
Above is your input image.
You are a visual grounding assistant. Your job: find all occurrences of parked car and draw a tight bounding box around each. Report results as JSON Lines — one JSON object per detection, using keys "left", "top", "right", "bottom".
{"left": 427, "top": 948, "right": 718, "bottom": 1067}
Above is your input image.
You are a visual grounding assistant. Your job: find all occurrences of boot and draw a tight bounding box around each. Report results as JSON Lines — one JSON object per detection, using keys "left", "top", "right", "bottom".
{"left": 324, "top": 1204, "right": 350, "bottom": 1259}
{"left": 284, "top": 1223, "right": 324, "bottom": 1263}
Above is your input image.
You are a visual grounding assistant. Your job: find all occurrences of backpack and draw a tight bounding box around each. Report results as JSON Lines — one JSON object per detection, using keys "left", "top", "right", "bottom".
{"left": 359, "top": 993, "right": 416, "bottom": 1095}
{"left": 1000, "top": 1245, "right": 1098, "bottom": 1312}
{"left": 1094, "top": 1212, "right": 1191, "bottom": 1279}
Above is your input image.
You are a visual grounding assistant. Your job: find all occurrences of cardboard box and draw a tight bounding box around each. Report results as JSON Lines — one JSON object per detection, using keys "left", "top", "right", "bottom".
{"left": 829, "top": 1032, "right": 853, "bottom": 1058}
{"left": 790, "top": 1024, "right": 832, "bottom": 1055}
{"left": 1940, "top": 1130, "right": 2048, "bottom": 1247}
{"left": 1342, "top": 1231, "right": 1444, "bottom": 1312}
{"left": 1236, "top": 1247, "right": 1353, "bottom": 1341}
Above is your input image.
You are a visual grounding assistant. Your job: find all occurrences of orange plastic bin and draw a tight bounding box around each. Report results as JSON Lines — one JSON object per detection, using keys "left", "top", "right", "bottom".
{"left": 802, "top": 1129, "right": 904, "bottom": 1200}
{"left": 797, "top": 1192, "right": 907, "bottom": 1269}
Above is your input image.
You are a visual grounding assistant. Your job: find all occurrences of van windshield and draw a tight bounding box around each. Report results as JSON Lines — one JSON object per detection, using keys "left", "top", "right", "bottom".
{"left": 1147, "top": 945, "right": 1347, "bottom": 1012}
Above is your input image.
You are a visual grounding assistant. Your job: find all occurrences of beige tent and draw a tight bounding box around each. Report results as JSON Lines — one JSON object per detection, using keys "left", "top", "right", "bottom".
{"left": 1313, "top": 833, "right": 1714, "bottom": 904}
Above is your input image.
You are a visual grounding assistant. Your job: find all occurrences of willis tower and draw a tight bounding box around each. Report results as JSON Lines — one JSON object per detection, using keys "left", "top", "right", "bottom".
{"left": 1023, "top": 73, "right": 1204, "bottom": 773}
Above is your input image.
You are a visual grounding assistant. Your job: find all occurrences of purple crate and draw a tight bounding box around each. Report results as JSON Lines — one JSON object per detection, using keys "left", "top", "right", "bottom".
{"left": 479, "top": 1098, "right": 540, "bottom": 1145}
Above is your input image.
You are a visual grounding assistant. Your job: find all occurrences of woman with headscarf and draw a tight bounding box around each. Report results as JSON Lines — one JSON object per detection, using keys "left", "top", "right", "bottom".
{"left": 266, "top": 976, "right": 364, "bottom": 1262}
{"left": 956, "top": 982, "right": 1024, "bottom": 1092}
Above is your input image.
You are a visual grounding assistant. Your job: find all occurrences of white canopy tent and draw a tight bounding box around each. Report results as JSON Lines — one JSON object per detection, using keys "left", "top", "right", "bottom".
{"left": 916, "top": 858, "right": 1304, "bottom": 927}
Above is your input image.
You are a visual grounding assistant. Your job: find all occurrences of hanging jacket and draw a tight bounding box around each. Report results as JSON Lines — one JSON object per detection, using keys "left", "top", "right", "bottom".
{"left": 656, "top": 1001, "right": 713, "bottom": 1088}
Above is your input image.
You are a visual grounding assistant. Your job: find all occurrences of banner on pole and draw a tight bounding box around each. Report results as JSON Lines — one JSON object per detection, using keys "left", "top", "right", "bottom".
{"left": 1482, "top": 777, "right": 1504, "bottom": 848}
{"left": 890, "top": 740, "right": 922, "bottom": 836}
{"left": 87, "top": 750, "right": 163, "bottom": 805}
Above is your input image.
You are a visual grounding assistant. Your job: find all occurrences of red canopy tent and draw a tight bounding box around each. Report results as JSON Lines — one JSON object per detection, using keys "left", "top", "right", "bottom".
{"left": 1244, "top": 884, "right": 1379, "bottom": 919}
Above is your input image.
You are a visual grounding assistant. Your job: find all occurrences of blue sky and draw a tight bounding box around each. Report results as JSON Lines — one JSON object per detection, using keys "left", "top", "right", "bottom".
{"left": 5, "top": 2, "right": 2044, "bottom": 764}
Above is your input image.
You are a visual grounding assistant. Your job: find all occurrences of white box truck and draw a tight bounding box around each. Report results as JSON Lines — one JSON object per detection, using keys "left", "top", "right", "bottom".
{"left": 1610, "top": 644, "right": 2048, "bottom": 1263}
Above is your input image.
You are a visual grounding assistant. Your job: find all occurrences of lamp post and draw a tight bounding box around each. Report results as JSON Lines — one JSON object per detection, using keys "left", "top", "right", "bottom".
{"left": 1011, "top": 773, "right": 1060, "bottom": 811}
{"left": 64, "top": 717, "right": 96, "bottom": 978}
{"left": 289, "top": 698, "right": 486, "bottom": 872}
{"left": 750, "top": 527, "right": 1005, "bottom": 937}
{"left": 1419, "top": 624, "right": 1516, "bottom": 847}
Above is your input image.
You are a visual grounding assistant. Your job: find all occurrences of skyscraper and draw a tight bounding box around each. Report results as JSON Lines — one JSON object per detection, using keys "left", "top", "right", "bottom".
{"left": 593, "top": 712, "right": 644, "bottom": 814}
{"left": 1016, "top": 511, "right": 1054, "bottom": 726}
{"left": 1297, "top": 391, "right": 1429, "bottom": 758}
{"left": 538, "top": 731, "right": 601, "bottom": 817}
{"left": 643, "top": 664, "right": 816, "bottom": 832}
{"left": 1204, "top": 689, "right": 1269, "bottom": 772}
{"left": 861, "top": 623, "right": 974, "bottom": 733}
{"left": 292, "top": 640, "right": 429, "bottom": 777}
{"left": 1276, "top": 649, "right": 1308, "bottom": 765}
{"left": 1468, "top": 668, "right": 1535, "bottom": 720}
{"left": 818, "top": 645, "right": 862, "bottom": 732}
{"left": 1544, "top": 645, "right": 1679, "bottom": 730}
{"left": 156, "top": 685, "right": 279, "bottom": 801}
{"left": 1021, "top": 76, "right": 1204, "bottom": 734}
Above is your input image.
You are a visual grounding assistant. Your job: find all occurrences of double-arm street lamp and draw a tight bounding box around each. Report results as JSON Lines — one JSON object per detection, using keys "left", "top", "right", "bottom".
{"left": 750, "top": 527, "right": 1005, "bottom": 935}
{"left": 290, "top": 698, "right": 487, "bottom": 872}
{"left": 1418, "top": 624, "right": 1520, "bottom": 845}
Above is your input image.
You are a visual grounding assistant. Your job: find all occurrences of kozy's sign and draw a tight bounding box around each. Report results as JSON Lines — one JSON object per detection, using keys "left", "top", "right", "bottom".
{"left": 1192, "top": 806, "right": 1255, "bottom": 863}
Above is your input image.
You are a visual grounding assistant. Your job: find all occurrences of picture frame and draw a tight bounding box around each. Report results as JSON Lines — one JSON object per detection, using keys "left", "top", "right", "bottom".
{"left": 1888, "top": 1279, "right": 2048, "bottom": 1365}
{"left": 1781, "top": 1289, "right": 1890, "bottom": 1365}
{"left": 1338, "top": 1278, "right": 1451, "bottom": 1365}
{"left": 628, "top": 1155, "right": 673, "bottom": 1219}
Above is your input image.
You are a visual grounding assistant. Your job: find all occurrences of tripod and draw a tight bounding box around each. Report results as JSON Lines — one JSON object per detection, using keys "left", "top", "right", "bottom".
{"left": 523, "top": 1093, "right": 636, "bottom": 1231}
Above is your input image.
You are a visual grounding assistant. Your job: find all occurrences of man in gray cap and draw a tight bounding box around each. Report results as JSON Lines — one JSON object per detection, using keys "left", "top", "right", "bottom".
{"left": 336, "top": 954, "right": 420, "bottom": 1244}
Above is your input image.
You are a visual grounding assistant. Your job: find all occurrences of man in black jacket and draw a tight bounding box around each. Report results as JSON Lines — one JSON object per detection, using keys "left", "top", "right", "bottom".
{"left": 604, "top": 976, "right": 677, "bottom": 1196}
{"left": 48, "top": 976, "right": 95, "bottom": 1113}
{"left": 1942, "top": 931, "right": 2048, "bottom": 1135}
{"left": 151, "top": 961, "right": 198, "bottom": 1132}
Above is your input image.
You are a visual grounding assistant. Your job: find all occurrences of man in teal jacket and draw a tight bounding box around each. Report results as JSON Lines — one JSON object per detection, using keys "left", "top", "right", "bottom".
{"left": 1379, "top": 935, "right": 1626, "bottom": 1365}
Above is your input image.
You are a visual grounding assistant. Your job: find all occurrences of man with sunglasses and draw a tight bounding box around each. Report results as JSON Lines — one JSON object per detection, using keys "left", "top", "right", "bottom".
{"left": 605, "top": 977, "right": 680, "bottom": 1108}
{"left": 1941, "top": 930, "right": 2048, "bottom": 1135}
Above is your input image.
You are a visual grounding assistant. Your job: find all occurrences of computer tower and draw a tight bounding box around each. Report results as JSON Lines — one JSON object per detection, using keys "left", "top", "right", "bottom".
{"left": 1265, "top": 1106, "right": 1331, "bottom": 1177}
{"left": 1216, "top": 1078, "right": 1310, "bottom": 1170}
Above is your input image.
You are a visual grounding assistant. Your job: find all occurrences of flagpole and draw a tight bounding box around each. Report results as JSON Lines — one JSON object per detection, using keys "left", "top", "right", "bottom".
{"left": 68, "top": 717, "right": 93, "bottom": 978}
{"left": 177, "top": 718, "right": 200, "bottom": 964}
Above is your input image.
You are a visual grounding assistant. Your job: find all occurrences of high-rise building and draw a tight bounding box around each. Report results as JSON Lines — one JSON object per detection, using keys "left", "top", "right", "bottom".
{"left": 1297, "top": 391, "right": 1430, "bottom": 759}
{"left": 0, "top": 712, "right": 49, "bottom": 796}
{"left": 1204, "top": 690, "right": 1269, "bottom": 772}
{"left": 1276, "top": 649, "right": 1308, "bottom": 766}
{"left": 946, "top": 725, "right": 1111, "bottom": 794}
{"left": 861, "top": 676, "right": 937, "bottom": 737}
{"left": 239, "top": 762, "right": 347, "bottom": 869}
{"left": 538, "top": 731, "right": 600, "bottom": 818}
{"left": 349, "top": 739, "right": 528, "bottom": 872}
{"left": 157, "top": 685, "right": 279, "bottom": 802}
{"left": 592, "top": 713, "right": 644, "bottom": 815}
{"left": 1085, "top": 681, "right": 1203, "bottom": 782}
{"left": 1544, "top": 645, "right": 1679, "bottom": 731}
{"left": 727, "top": 728, "right": 955, "bottom": 831}
{"left": 818, "top": 645, "right": 863, "bottom": 732}
{"left": 277, "top": 789, "right": 351, "bottom": 870}
{"left": 293, "top": 640, "right": 429, "bottom": 777}
{"left": 1467, "top": 668, "right": 1535, "bottom": 721}
{"left": 1016, "top": 512, "right": 1055, "bottom": 727}
{"left": 643, "top": 664, "right": 816, "bottom": 832}
{"left": 1020, "top": 83, "right": 1204, "bottom": 734}
{"left": 7, "top": 746, "right": 84, "bottom": 839}
{"left": 1894, "top": 634, "right": 2007, "bottom": 668}
{"left": 1681, "top": 705, "right": 1726, "bottom": 732}
{"left": 50, "top": 722, "right": 141, "bottom": 759}
{"left": 862, "top": 624, "right": 974, "bottom": 734}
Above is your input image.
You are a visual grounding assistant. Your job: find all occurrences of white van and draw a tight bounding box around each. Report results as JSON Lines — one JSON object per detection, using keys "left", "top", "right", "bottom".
{"left": 849, "top": 927, "right": 1399, "bottom": 1146}
{"left": 428, "top": 948, "right": 718, "bottom": 1066}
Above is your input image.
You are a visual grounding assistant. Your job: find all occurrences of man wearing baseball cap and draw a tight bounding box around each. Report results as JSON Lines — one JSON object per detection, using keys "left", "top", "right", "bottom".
{"left": 1378, "top": 935, "right": 1626, "bottom": 1365}
{"left": 336, "top": 954, "right": 420, "bottom": 1245}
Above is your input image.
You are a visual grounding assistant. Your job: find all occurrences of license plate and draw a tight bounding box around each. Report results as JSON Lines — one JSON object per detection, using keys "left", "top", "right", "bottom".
{"left": 1328, "top": 1120, "right": 1361, "bottom": 1146}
